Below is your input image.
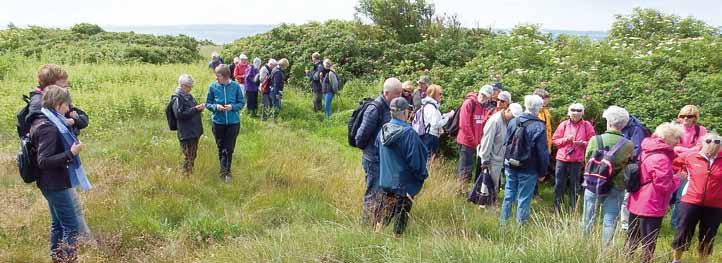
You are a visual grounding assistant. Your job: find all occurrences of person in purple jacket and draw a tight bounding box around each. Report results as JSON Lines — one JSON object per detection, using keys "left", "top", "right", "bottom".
{"left": 244, "top": 57, "right": 261, "bottom": 117}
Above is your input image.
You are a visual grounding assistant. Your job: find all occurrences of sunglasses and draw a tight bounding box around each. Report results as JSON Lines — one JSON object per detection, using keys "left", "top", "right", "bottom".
{"left": 706, "top": 139, "right": 721, "bottom": 145}
{"left": 678, "top": 115, "right": 697, "bottom": 119}
{"left": 570, "top": 109, "right": 583, "bottom": 113}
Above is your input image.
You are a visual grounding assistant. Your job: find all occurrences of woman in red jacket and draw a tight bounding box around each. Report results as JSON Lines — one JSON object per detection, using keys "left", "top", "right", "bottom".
{"left": 671, "top": 132, "right": 722, "bottom": 263}
{"left": 624, "top": 122, "right": 685, "bottom": 263}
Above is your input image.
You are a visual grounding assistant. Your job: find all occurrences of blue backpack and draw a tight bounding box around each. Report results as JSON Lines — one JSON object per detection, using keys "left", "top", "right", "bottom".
{"left": 583, "top": 136, "right": 628, "bottom": 194}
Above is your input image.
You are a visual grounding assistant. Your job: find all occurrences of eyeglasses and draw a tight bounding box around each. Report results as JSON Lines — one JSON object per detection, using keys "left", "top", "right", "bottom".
{"left": 570, "top": 109, "right": 583, "bottom": 113}
{"left": 678, "top": 115, "right": 697, "bottom": 119}
{"left": 706, "top": 139, "right": 721, "bottom": 145}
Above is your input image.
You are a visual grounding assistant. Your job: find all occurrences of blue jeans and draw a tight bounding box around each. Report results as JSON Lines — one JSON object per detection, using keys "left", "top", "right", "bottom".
{"left": 323, "top": 92, "right": 334, "bottom": 118}
{"left": 553, "top": 161, "right": 583, "bottom": 212}
{"left": 500, "top": 168, "right": 538, "bottom": 225}
{"left": 41, "top": 188, "right": 82, "bottom": 260}
{"left": 457, "top": 145, "right": 476, "bottom": 177}
{"left": 670, "top": 179, "right": 688, "bottom": 229}
{"left": 362, "top": 159, "right": 381, "bottom": 222}
{"left": 581, "top": 187, "right": 623, "bottom": 246}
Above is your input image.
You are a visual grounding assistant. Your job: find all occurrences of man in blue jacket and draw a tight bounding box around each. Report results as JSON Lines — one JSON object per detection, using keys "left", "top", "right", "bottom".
{"left": 500, "top": 95, "right": 550, "bottom": 225}
{"left": 205, "top": 64, "right": 245, "bottom": 181}
{"left": 375, "top": 97, "right": 429, "bottom": 236}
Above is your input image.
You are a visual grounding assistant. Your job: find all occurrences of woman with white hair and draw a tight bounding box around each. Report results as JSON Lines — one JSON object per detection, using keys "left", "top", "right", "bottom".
{"left": 671, "top": 133, "right": 722, "bottom": 263}
{"left": 234, "top": 54, "right": 249, "bottom": 91}
{"left": 551, "top": 103, "right": 596, "bottom": 213}
{"left": 172, "top": 74, "right": 204, "bottom": 176}
{"left": 244, "top": 57, "right": 262, "bottom": 117}
{"left": 581, "top": 105, "right": 635, "bottom": 246}
{"left": 624, "top": 122, "right": 685, "bottom": 263}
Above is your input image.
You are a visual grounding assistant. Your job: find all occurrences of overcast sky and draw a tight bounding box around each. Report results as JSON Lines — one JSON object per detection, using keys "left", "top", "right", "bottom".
{"left": 1, "top": 0, "right": 720, "bottom": 31}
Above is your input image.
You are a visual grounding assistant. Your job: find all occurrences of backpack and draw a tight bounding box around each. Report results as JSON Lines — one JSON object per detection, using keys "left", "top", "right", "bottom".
{"left": 582, "top": 136, "right": 628, "bottom": 194}
{"left": 624, "top": 152, "right": 664, "bottom": 193}
{"left": 17, "top": 130, "right": 38, "bottom": 183}
{"left": 444, "top": 96, "right": 476, "bottom": 137}
{"left": 260, "top": 65, "right": 272, "bottom": 93}
{"left": 16, "top": 94, "right": 32, "bottom": 138}
{"left": 165, "top": 95, "right": 178, "bottom": 131}
{"left": 348, "top": 98, "right": 383, "bottom": 148}
{"left": 323, "top": 71, "right": 343, "bottom": 93}
{"left": 504, "top": 118, "right": 543, "bottom": 167}
{"left": 412, "top": 102, "right": 437, "bottom": 136}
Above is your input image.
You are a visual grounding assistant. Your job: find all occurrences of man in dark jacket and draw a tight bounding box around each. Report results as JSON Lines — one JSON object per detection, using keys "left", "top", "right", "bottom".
{"left": 354, "top": 77, "right": 403, "bottom": 223}
{"left": 306, "top": 52, "right": 324, "bottom": 112}
{"left": 173, "top": 74, "right": 204, "bottom": 176}
{"left": 619, "top": 115, "right": 651, "bottom": 231}
{"left": 269, "top": 58, "right": 289, "bottom": 121}
{"left": 500, "top": 95, "right": 550, "bottom": 225}
{"left": 375, "top": 97, "right": 429, "bottom": 236}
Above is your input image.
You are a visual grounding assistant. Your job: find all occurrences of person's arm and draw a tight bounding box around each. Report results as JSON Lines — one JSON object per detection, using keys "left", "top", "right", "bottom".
{"left": 174, "top": 96, "right": 196, "bottom": 120}
{"left": 69, "top": 106, "right": 89, "bottom": 130}
{"left": 34, "top": 123, "right": 73, "bottom": 169}
{"left": 355, "top": 105, "right": 379, "bottom": 149}
{"left": 458, "top": 100, "right": 474, "bottom": 143}
{"left": 579, "top": 121, "right": 596, "bottom": 149}
{"left": 405, "top": 131, "right": 429, "bottom": 181}
{"left": 427, "top": 105, "right": 448, "bottom": 130}
{"left": 231, "top": 84, "right": 245, "bottom": 112}
{"left": 205, "top": 85, "right": 218, "bottom": 112}
{"left": 551, "top": 121, "right": 569, "bottom": 147}
{"left": 648, "top": 156, "right": 681, "bottom": 194}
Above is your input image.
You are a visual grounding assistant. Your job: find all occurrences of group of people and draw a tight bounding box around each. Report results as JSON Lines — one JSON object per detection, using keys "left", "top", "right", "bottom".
{"left": 351, "top": 75, "right": 722, "bottom": 263}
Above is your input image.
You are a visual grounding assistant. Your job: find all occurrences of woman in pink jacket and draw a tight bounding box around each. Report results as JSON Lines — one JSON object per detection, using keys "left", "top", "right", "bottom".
{"left": 625, "top": 122, "right": 686, "bottom": 263}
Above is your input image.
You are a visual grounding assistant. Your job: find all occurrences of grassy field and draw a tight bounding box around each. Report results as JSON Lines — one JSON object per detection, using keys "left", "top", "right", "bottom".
{"left": 0, "top": 58, "right": 715, "bottom": 263}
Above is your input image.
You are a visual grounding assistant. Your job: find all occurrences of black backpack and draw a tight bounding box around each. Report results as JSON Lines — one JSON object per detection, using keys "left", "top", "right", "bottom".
{"left": 624, "top": 152, "right": 663, "bottom": 193}
{"left": 444, "top": 96, "right": 476, "bottom": 137}
{"left": 582, "top": 136, "right": 628, "bottom": 194}
{"left": 504, "top": 118, "right": 543, "bottom": 167}
{"left": 165, "top": 95, "right": 178, "bottom": 131}
{"left": 16, "top": 94, "right": 32, "bottom": 138}
{"left": 348, "top": 98, "right": 383, "bottom": 148}
{"left": 17, "top": 134, "right": 38, "bottom": 183}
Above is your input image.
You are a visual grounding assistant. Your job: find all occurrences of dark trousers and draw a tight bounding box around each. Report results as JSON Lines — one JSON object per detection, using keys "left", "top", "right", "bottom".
{"left": 420, "top": 134, "right": 440, "bottom": 156}
{"left": 671, "top": 202, "right": 722, "bottom": 256}
{"left": 313, "top": 89, "right": 323, "bottom": 112}
{"left": 625, "top": 213, "right": 663, "bottom": 263}
{"left": 180, "top": 138, "right": 199, "bottom": 175}
{"left": 361, "top": 159, "right": 380, "bottom": 223}
{"left": 377, "top": 191, "right": 414, "bottom": 235}
{"left": 212, "top": 123, "right": 240, "bottom": 176}
{"left": 553, "top": 161, "right": 582, "bottom": 212}
{"left": 261, "top": 92, "right": 272, "bottom": 120}
{"left": 246, "top": 91, "right": 259, "bottom": 113}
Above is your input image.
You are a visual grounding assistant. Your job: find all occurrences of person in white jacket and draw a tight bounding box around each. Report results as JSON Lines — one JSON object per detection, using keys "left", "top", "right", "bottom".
{"left": 416, "top": 84, "right": 454, "bottom": 161}
{"left": 477, "top": 100, "right": 522, "bottom": 208}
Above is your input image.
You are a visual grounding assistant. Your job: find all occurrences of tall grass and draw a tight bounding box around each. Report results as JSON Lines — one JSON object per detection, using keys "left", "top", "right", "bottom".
{"left": 0, "top": 59, "right": 713, "bottom": 262}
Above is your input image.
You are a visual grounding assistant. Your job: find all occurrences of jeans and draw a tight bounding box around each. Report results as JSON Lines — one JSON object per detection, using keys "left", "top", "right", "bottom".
{"left": 323, "top": 92, "right": 334, "bottom": 118}
{"left": 69, "top": 189, "right": 91, "bottom": 240}
{"left": 670, "top": 179, "right": 688, "bottom": 229}
{"left": 500, "top": 168, "right": 538, "bottom": 225}
{"left": 313, "top": 89, "right": 323, "bottom": 112}
{"left": 457, "top": 145, "right": 476, "bottom": 178}
{"left": 362, "top": 159, "right": 381, "bottom": 223}
{"left": 553, "top": 161, "right": 583, "bottom": 213}
{"left": 41, "top": 188, "right": 81, "bottom": 261}
{"left": 212, "top": 123, "right": 240, "bottom": 176}
{"left": 671, "top": 202, "right": 722, "bottom": 256}
{"left": 581, "top": 187, "right": 623, "bottom": 246}
{"left": 625, "top": 213, "right": 663, "bottom": 263}
{"left": 261, "top": 92, "right": 272, "bottom": 120}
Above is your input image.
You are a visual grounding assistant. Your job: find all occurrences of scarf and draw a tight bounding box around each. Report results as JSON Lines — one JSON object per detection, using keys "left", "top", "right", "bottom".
{"left": 41, "top": 107, "right": 92, "bottom": 191}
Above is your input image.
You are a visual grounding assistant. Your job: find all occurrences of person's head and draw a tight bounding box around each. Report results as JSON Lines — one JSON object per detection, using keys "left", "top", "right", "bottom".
{"left": 233, "top": 57, "right": 240, "bottom": 64}
{"left": 268, "top": 58, "right": 278, "bottom": 67}
{"left": 239, "top": 54, "right": 248, "bottom": 64}
{"left": 42, "top": 85, "right": 71, "bottom": 115}
{"left": 417, "top": 75, "right": 431, "bottom": 91}
{"left": 677, "top": 105, "right": 700, "bottom": 128}
{"left": 491, "top": 82, "right": 503, "bottom": 100}
{"left": 505, "top": 102, "right": 523, "bottom": 121}
{"left": 426, "top": 84, "right": 443, "bottom": 103}
{"left": 178, "top": 74, "right": 194, "bottom": 93}
{"left": 602, "top": 106, "right": 630, "bottom": 132}
{"left": 524, "top": 95, "right": 544, "bottom": 115}
{"left": 323, "top": 59, "right": 333, "bottom": 70}
{"left": 383, "top": 77, "right": 403, "bottom": 103}
{"left": 401, "top": 81, "right": 414, "bottom": 98}
{"left": 214, "top": 64, "right": 231, "bottom": 84}
{"left": 211, "top": 52, "right": 220, "bottom": 61}
{"left": 533, "top": 88, "right": 550, "bottom": 107}
{"left": 311, "top": 52, "right": 321, "bottom": 63}
{"left": 253, "top": 57, "right": 262, "bottom": 68}
{"left": 568, "top": 103, "right": 585, "bottom": 122}
{"left": 37, "top": 64, "right": 68, "bottom": 90}
{"left": 653, "top": 122, "right": 685, "bottom": 147}
{"left": 700, "top": 132, "right": 721, "bottom": 158}
{"left": 278, "top": 58, "right": 290, "bottom": 70}
{"left": 478, "top": 84, "right": 493, "bottom": 104}
{"left": 389, "top": 97, "right": 411, "bottom": 121}
{"left": 497, "top": 91, "right": 512, "bottom": 109}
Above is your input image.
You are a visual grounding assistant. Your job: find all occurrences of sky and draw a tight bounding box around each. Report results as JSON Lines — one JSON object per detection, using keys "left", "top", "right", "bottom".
{"left": 1, "top": 0, "right": 721, "bottom": 31}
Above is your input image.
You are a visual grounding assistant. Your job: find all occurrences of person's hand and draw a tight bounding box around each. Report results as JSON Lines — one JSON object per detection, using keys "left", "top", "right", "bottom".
{"left": 69, "top": 111, "right": 79, "bottom": 119}
{"left": 194, "top": 104, "right": 205, "bottom": 112}
{"left": 70, "top": 141, "right": 83, "bottom": 156}
{"left": 445, "top": 110, "right": 455, "bottom": 118}
{"left": 224, "top": 104, "right": 232, "bottom": 111}
{"left": 65, "top": 118, "right": 76, "bottom": 126}
{"left": 216, "top": 105, "right": 225, "bottom": 112}
{"left": 574, "top": 140, "right": 585, "bottom": 146}
{"left": 565, "top": 136, "right": 574, "bottom": 143}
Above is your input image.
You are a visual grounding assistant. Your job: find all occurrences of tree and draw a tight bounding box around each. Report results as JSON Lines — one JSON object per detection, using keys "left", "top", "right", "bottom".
{"left": 355, "top": 0, "right": 435, "bottom": 44}
{"left": 609, "top": 8, "right": 719, "bottom": 43}
{"left": 71, "top": 23, "right": 105, "bottom": 35}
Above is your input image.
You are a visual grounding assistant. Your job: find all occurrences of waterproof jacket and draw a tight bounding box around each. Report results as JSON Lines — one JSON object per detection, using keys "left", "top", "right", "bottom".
{"left": 173, "top": 88, "right": 203, "bottom": 141}
{"left": 307, "top": 62, "right": 324, "bottom": 93}
{"left": 478, "top": 111, "right": 508, "bottom": 166}
{"left": 627, "top": 136, "right": 681, "bottom": 217}
{"left": 355, "top": 95, "right": 391, "bottom": 163}
{"left": 552, "top": 119, "right": 596, "bottom": 163}
{"left": 377, "top": 118, "right": 429, "bottom": 196}
{"left": 674, "top": 124, "right": 707, "bottom": 155}
{"left": 456, "top": 92, "right": 488, "bottom": 148}
{"left": 622, "top": 116, "right": 650, "bottom": 160}
{"left": 321, "top": 70, "right": 340, "bottom": 94}
{"left": 244, "top": 66, "right": 260, "bottom": 92}
{"left": 27, "top": 111, "right": 73, "bottom": 191}
{"left": 270, "top": 66, "right": 285, "bottom": 91}
{"left": 204, "top": 80, "right": 245, "bottom": 125}
{"left": 419, "top": 97, "right": 448, "bottom": 137}
{"left": 674, "top": 151, "right": 722, "bottom": 208}
{"left": 584, "top": 130, "right": 635, "bottom": 191}
{"left": 505, "top": 113, "right": 550, "bottom": 176}
{"left": 233, "top": 62, "right": 249, "bottom": 84}
{"left": 538, "top": 108, "right": 553, "bottom": 151}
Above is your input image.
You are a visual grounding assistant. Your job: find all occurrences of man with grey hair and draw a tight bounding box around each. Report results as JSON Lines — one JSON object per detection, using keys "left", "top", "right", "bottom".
{"left": 500, "top": 95, "right": 549, "bottom": 225}
{"left": 173, "top": 74, "right": 204, "bottom": 176}
{"left": 581, "top": 105, "right": 634, "bottom": 246}
{"left": 375, "top": 97, "right": 428, "bottom": 236}
{"left": 354, "top": 77, "right": 403, "bottom": 224}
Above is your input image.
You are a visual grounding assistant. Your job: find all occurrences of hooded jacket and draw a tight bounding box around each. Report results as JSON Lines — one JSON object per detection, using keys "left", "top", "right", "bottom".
{"left": 552, "top": 119, "right": 596, "bottom": 163}
{"left": 27, "top": 111, "right": 74, "bottom": 190}
{"left": 244, "top": 65, "right": 260, "bottom": 92}
{"left": 622, "top": 116, "right": 650, "bottom": 160}
{"left": 233, "top": 62, "right": 249, "bottom": 84}
{"left": 456, "top": 92, "right": 488, "bottom": 148}
{"left": 173, "top": 88, "right": 203, "bottom": 141}
{"left": 505, "top": 112, "right": 550, "bottom": 176}
{"left": 204, "top": 80, "right": 245, "bottom": 125}
{"left": 378, "top": 118, "right": 429, "bottom": 196}
{"left": 419, "top": 97, "right": 449, "bottom": 137}
{"left": 627, "top": 136, "right": 681, "bottom": 217}
{"left": 674, "top": 151, "right": 722, "bottom": 208}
